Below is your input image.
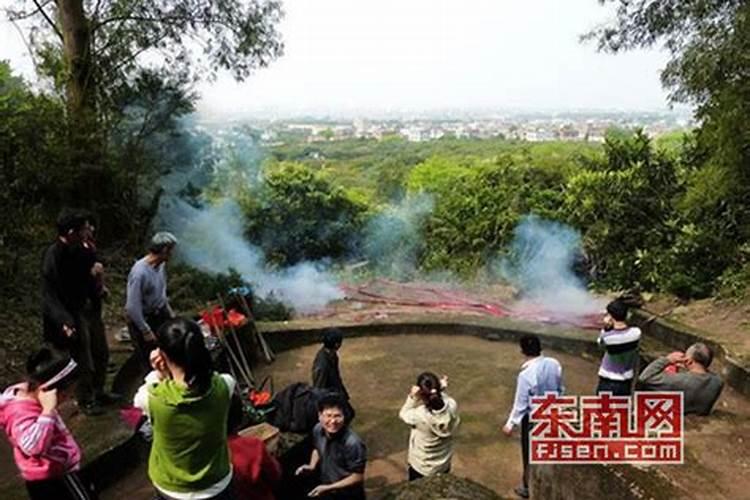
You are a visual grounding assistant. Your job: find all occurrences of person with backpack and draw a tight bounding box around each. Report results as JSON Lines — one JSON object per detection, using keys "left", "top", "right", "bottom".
{"left": 133, "top": 317, "right": 236, "bottom": 499}
{"left": 398, "top": 372, "right": 460, "bottom": 481}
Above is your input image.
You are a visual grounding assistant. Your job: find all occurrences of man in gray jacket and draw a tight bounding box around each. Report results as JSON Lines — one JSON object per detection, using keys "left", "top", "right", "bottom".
{"left": 638, "top": 343, "right": 723, "bottom": 415}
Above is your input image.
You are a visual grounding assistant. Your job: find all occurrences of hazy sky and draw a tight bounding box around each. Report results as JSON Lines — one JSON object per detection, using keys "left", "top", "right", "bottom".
{"left": 0, "top": 0, "right": 673, "bottom": 115}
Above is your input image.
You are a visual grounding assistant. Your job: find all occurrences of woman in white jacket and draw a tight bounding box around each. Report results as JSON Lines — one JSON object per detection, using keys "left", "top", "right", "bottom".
{"left": 398, "top": 372, "right": 460, "bottom": 481}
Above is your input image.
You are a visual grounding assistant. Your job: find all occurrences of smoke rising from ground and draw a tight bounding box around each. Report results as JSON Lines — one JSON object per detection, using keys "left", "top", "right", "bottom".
{"left": 498, "top": 215, "right": 603, "bottom": 316}
{"left": 361, "top": 194, "right": 434, "bottom": 277}
{"left": 154, "top": 124, "right": 343, "bottom": 313}
{"left": 159, "top": 198, "right": 343, "bottom": 313}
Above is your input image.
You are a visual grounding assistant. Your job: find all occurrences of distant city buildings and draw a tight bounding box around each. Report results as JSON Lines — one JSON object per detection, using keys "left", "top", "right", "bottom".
{"left": 195, "top": 111, "right": 694, "bottom": 146}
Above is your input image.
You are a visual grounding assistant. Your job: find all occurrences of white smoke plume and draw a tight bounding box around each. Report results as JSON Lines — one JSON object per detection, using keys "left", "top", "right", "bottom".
{"left": 498, "top": 215, "right": 603, "bottom": 316}
{"left": 159, "top": 197, "right": 343, "bottom": 313}
{"left": 361, "top": 193, "right": 434, "bottom": 277}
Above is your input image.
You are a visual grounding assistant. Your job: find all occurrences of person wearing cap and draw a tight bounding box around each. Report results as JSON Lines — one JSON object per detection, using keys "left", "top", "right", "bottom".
{"left": 0, "top": 348, "right": 97, "bottom": 499}
{"left": 125, "top": 232, "right": 178, "bottom": 369}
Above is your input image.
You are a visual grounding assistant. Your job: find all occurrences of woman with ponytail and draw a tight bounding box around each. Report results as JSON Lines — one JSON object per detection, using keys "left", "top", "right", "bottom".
{"left": 133, "top": 318, "right": 236, "bottom": 499}
{"left": 398, "top": 372, "right": 460, "bottom": 481}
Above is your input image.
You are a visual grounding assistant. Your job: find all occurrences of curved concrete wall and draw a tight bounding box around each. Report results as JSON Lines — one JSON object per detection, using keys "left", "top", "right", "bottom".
{"left": 631, "top": 309, "right": 750, "bottom": 398}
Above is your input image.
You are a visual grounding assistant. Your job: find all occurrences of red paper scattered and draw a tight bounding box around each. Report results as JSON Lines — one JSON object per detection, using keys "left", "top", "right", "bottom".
{"left": 201, "top": 306, "right": 247, "bottom": 329}
{"left": 249, "top": 389, "right": 272, "bottom": 406}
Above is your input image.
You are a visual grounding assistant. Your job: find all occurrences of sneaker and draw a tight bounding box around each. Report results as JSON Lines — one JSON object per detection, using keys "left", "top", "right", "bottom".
{"left": 514, "top": 486, "right": 530, "bottom": 499}
{"left": 80, "top": 401, "right": 105, "bottom": 416}
{"left": 96, "top": 392, "right": 123, "bottom": 405}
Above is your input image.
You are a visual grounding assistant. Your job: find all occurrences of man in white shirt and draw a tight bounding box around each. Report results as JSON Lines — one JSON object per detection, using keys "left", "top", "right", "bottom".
{"left": 502, "top": 334, "right": 564, "bottom": 499}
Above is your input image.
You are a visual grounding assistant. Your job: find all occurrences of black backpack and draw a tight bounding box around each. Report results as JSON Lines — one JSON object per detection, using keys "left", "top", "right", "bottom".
{"left": 269, "top": 383, "right": 356, "bottom": 433}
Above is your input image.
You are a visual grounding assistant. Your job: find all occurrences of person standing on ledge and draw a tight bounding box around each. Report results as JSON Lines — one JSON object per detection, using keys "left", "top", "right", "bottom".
{"left": 596, "top": 299, "right": 641, "bottom": 396}
{"left": 125, "top": 232, "right": 178, "bottom": 369}
{"left": 503, "top": 334, "right": 563, "bottom": 499}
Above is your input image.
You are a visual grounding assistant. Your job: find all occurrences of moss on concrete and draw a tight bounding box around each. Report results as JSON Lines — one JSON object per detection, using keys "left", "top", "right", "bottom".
{"left": 379, "top": 473, "right": 507, "bottom": 500}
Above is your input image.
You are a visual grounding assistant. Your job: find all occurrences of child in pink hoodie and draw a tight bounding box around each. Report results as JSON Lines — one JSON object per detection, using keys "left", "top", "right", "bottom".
{"left": 0, "top": 348, "right": 96, "bottom": 499}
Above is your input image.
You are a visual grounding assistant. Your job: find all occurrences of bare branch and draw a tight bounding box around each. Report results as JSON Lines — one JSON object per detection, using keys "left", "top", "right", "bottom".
{"left": 31, "top": 0, "right": 62, "bottom": 39}
{"left": 8, "top": 18, "right": 40, "bottom": 72}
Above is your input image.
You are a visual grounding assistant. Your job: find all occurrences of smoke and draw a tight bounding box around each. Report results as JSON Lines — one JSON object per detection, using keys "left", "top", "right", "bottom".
{"left": 153, "top": 122, "right": 343, "bottom": 314}
{"left": 159, "top": 197, "right": 343, "bottom": 313}
{"left": 360, "top": 194, "right": 434, "bottom": 277}
{"left": 498, "top": 215, "right": 603, "bottom": 316}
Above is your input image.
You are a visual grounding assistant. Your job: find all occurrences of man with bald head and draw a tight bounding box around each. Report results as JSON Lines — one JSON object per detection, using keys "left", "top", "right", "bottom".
{"left": 638, "top": 343, "right": 724, "bottom": 415}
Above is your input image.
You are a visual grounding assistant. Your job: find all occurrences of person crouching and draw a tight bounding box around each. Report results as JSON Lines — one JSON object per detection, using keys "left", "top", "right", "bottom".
{"left": 295, "top": 394, "right": 367, "bottom": 499}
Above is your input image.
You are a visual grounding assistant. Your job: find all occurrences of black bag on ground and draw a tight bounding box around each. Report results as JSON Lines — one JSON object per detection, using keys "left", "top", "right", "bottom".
{"left": 269, "top": 383, "right": 355, "bottom": 433}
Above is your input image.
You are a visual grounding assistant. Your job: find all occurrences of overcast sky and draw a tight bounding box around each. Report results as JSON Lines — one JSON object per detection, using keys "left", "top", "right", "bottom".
{"left": 0, "top": 0, "right": 674, "bottom": 115}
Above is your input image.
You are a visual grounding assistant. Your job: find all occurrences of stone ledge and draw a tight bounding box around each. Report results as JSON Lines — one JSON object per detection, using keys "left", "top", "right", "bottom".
{"left": 632, "top": 309, "right": 750, "bottom": 398}
{"left": 531, "top": 462, "right": 682, "bottom": 500}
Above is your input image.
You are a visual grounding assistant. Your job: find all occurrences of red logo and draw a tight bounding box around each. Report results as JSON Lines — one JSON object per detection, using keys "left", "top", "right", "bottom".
{"left": 529, "top": 392, "right": 683, "bottom": 464}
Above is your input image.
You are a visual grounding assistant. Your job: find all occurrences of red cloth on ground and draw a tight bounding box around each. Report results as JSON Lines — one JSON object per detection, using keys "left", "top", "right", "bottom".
{"left": 228, "top": 435, "right": 281, "bottom": 500}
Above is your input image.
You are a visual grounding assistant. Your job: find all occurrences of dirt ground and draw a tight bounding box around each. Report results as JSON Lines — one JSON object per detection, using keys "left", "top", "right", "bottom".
{"left": 254, "top": 334, "right": 750, "bottom": 500}
{"left": 101, "top": 333, "right": 600, "bottom": 500}
{"left": 645, "top": 295, "right": 750, "bottom": 364}
{"left": 60, "top": 331, "right": 750, "bottom": 500}
{"left": 254, "top": 334, "right": 601, "bottom": 498}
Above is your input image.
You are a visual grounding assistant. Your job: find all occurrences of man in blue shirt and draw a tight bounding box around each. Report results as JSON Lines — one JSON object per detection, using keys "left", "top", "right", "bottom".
{"left": 503, "top": 335, "right": 564, "bottom": 499}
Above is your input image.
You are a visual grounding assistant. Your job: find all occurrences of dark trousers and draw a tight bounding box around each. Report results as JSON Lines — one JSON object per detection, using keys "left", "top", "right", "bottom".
{"left": 408, "top": 465, "right": 423, "bottom": 481}
{"left": 596, "top": 377, "right": 633, "bottom": 396}
{"left": 521, "top": 414, "right": 530, "bottom": 489}
{"left": 48, "top": 303, "right": 110, "bottom": 406}
{"left": 408, "top": 464, "right": 449, "bottom": 481}
{"left": 323, "top": 486, "right": 366, "bottom": 500}
{"left": 128, "top": 307, "right": 171, "bottom": 369}
{"left": 26, "top": 471, "right": 97, "bottom": 500}
{"left": 75, "top": 303, "right": 109, "bottom": 404}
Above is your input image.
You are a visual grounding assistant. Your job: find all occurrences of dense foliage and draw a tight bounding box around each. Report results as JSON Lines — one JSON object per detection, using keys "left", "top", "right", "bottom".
{"left": 0, "top": 62, "right": 68, "bottom": 290}
{"left": 587, "top": 0, "right": 750, "bottom": 295}
{"left": 239, "top": 162, "right": 369, "bottom": 265}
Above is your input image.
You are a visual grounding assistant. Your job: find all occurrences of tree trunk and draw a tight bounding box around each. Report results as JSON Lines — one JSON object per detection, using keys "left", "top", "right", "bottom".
{"left": 57, "top": 0, "right": 100, "bottom": 165}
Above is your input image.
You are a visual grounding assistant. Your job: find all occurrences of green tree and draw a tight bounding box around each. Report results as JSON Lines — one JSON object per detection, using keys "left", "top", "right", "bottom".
{"left": 564, "top": 130, "right": 679, "bottom": 291}
{"left": 588, "top": 0, "right": 750, "bottom": 296}
{"left": 6, "top": 0, "right": 283, "bottom": 178}
{"left": 240, "top": 162, "right": 369, "bottom": 265}
{"left": 0, "top": 61, "right": 67, "bottom": 288}
{"left": 413, "top": 156, "right": 567, "bottom": 275}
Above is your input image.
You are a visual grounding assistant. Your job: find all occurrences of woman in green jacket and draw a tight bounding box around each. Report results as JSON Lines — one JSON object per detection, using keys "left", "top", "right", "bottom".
{"left": 134, "top": 318, "right": 236, "bottom": 500}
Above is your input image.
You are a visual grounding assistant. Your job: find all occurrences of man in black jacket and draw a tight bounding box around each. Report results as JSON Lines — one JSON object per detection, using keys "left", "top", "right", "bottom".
{"left": 312, "top": 329, "right": 350, "bottom": 400}
{"left": 41, "top": 211, "right": 109, "bottom": 415}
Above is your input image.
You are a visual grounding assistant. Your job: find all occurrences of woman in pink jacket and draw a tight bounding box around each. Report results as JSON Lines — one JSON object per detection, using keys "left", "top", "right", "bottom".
{"left": 0, "top": 348, "right": 96, "bottom": 499}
